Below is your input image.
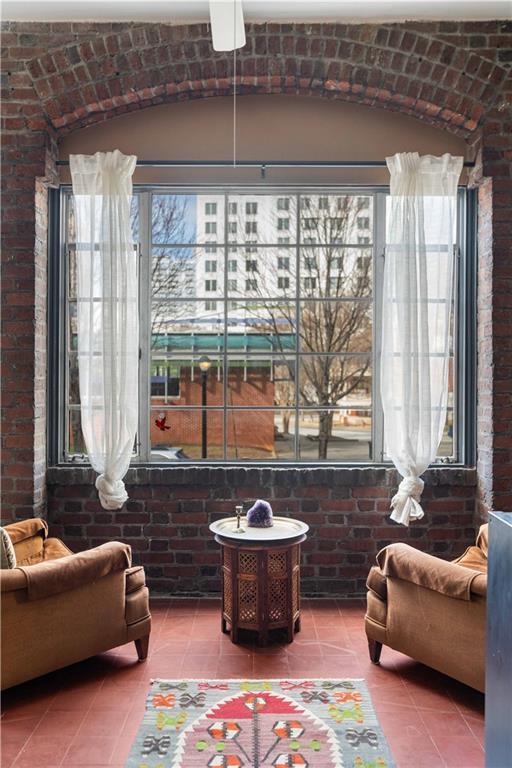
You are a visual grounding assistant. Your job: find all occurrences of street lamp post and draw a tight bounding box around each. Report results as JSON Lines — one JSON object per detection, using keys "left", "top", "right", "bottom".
{"left": 198, "top": 356, "right": 212, "bottom": 459}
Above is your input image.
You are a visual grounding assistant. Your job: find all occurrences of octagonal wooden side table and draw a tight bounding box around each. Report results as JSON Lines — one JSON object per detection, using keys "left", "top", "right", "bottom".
{"left": 209, "top": 517, "right": 308, "bottom": 646}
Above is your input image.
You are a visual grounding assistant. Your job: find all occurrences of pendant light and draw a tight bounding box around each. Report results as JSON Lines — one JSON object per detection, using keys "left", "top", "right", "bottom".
{"left": 209, "top": 0, "right": 246, "bottom": 51}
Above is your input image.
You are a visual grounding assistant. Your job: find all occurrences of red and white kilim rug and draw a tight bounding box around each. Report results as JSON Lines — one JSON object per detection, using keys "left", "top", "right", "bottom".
{"left": 126, "top": 678, "right": 395, "bottom": 767}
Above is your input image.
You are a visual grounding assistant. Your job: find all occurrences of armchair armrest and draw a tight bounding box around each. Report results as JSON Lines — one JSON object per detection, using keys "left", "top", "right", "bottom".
{"left": 0, "top": 568, "right": 27, "bottom": 594}
{"left": 376, "top": 543, "right": 486, "bottom": 601}
{"left": 16, "top": 541, "right": 132, "bottom": 601}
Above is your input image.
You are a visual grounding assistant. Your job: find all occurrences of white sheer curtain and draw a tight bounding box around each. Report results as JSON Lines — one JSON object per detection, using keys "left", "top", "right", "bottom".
{"left": 381, "top": 152, "right": 463, "bottom": 526}
{"left": 70, "top": 150, "right": 138, "bottom": 510}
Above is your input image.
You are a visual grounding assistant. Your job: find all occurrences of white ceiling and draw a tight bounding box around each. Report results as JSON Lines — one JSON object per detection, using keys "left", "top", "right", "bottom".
{"left": 3, "top": 0, "right": 511, "bottom": 23}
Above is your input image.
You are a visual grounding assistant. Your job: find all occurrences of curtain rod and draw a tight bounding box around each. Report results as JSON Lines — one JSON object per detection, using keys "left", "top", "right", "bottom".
{"left": 56, "top": 158, "right": 475, "bottom": 178}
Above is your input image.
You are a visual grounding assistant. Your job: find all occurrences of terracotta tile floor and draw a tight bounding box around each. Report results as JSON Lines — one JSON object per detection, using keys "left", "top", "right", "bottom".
{"left": 1, "top": 599, "right": 484, "bottom": 768}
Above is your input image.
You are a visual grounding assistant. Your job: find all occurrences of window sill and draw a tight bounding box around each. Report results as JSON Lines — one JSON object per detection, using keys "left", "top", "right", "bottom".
{"left": 46, "top": 464, "right": 477, "bottom": 488}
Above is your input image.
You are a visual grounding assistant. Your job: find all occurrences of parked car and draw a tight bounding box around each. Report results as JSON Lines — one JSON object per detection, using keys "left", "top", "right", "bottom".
{"left": 151, "top": 445, "right": 188, "bottom": 461}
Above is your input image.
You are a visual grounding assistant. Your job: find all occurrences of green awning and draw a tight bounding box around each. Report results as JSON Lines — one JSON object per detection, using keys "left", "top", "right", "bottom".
{"left": 152, "top": 333, "right": 296, "bottom": 352}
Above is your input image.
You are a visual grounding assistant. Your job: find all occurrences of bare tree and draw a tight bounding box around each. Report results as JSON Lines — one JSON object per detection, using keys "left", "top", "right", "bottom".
{"left": 239, "top": 194, "right": 372, "bottom": 459}
{"left": 273, "top": 362, "right": 295, "bottom": 436}
{"left": 149, "top": 195, "right": 196, "bottom": 351}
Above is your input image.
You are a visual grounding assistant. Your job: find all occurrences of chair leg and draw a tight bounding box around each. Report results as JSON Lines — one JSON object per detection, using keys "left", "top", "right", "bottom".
{"left": 368, "top": 638, "right": 382, "bottom": 664}
{"left": 135, "top": 634, "right": 150, "bottom": 661}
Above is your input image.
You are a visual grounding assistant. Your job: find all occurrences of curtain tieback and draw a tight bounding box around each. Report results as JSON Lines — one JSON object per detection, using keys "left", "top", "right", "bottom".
{"left": 390, "top": 475, "right": 425, "bottom": 527}
{"left": 95, "top": 474, "right": 128, "bottom": 510}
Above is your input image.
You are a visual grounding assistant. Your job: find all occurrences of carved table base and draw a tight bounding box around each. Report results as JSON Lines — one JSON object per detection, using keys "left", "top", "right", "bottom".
{"left": 216, "top": 534, "right": 306, "bottom": 646}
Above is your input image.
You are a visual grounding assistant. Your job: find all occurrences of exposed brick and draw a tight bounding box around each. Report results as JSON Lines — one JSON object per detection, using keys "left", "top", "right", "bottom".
{"left": 44, "top": 466, "right": 479, "bottom": 596}
{"left": 2, "top": 19, "right": 511, "bottom": 592}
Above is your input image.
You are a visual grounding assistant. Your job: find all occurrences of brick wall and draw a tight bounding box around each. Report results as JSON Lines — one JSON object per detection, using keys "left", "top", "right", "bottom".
{"left": 1, "top": 20, "right": 511, "bottom": 573}
{"left": 47, "top": 466, "right": 477, "bottom": 596}
{"left": 150, "top": 365, "right": 276, "bottom": 456}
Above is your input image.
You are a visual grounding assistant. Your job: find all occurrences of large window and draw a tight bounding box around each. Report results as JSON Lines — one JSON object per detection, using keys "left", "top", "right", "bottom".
{"left": 54, "top": 187, "right": 472, "bottom": 464}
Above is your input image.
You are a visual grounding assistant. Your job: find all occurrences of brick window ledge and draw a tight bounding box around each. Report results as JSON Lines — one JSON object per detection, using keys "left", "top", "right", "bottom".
{"left": 47, "top": 464, "right": 476, "bottom": 489}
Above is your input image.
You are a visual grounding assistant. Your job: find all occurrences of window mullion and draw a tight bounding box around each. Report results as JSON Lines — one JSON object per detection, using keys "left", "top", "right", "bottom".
{"left": 52, "top": 188, "right": 65, "bottom": 463}
{"left": 139, "top": 191, "right": 152, "bottom": 462}
{"left": 373, "top": 191, "right": 386, "bottom": 463}
{"left": 453, "top": 190, "right": 462, "bottom": 464}
{"left": 64, "top": 191, "right": 76, "bottom": 461}
{"left": 295, "top": 193, "right": 301, "bottom": 461}
{"left": 223, "top": 190, "right": 228, "bottom": 461}
{"left": 457, "top": 186, "right": 474, "bottom": 465}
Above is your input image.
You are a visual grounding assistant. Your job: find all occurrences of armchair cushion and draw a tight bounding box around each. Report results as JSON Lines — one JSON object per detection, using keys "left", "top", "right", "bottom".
{"left": 451, "top": 524, "right": 488, "bottom": 573}
{"left": 452, "top": 545, "right": 487, "bottom": 573}
{"left": 366, "top": 565, "right": 387, "bottom": 600}
{"left": 126, "top": 565, "right": 146, "bottom": 594}
{"left": 125, "top": 566, "right": 150, "bottom": 626}
{"left": 17, "top": 541, "right": 132, "bottom": 601}
{"left": 5, "top": 518, "right": 49, "bottom": 566}
{"left": 376, "top": 542, "right": 485, "bottom": 601}
{"left": 5, "top": 518, "right": 48, "bottom": 546}
{"left": 43, "top": 538, "right": 72, "bottom": 561}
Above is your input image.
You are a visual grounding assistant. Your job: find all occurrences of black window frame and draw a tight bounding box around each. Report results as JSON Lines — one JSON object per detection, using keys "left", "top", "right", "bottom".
{"left": 47, "top": 184, "right": 476, "bottom": 467}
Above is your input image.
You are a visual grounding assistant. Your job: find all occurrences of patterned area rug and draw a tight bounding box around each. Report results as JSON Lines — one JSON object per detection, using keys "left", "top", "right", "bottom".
{"left": 126, "top": 679, "right": 395, "bottom": 767}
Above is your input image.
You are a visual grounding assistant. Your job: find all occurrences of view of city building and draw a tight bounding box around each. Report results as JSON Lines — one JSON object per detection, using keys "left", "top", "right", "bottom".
{"left": 66, "top": 189, "right": 453, "bottom": 462}
{"left": 149, "top": 192, "right": 374, "bottom": 461}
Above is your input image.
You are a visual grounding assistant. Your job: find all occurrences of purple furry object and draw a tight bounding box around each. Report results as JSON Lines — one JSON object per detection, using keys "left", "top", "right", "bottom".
{"left": 246, "top": 499, "right": 274, "bottom": 528}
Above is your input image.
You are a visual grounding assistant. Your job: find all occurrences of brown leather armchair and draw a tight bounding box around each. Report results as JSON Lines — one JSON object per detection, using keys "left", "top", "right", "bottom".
{"left": 1, "top": 518, "right": 151, "bottom": 690}
{"left": 365, "top": 524, "right": 488, "bottom": 692}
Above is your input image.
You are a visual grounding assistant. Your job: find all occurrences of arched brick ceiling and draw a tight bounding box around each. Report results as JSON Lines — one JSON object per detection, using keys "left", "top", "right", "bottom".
{"left": 21, "top": 22, "right": 509, "bottom": 138}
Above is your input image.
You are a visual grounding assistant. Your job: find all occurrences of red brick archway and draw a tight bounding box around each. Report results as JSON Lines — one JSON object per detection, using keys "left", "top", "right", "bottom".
{"left": 1, "top": 20, "right": 511, "bottom": 521}
{"left": 22, "top": 22, "right": 506, "bottom": 140}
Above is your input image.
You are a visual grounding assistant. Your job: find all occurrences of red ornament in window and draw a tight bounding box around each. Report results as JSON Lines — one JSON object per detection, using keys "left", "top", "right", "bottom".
{"left": 155, "top": 412, "right": 171, "bottom": 431}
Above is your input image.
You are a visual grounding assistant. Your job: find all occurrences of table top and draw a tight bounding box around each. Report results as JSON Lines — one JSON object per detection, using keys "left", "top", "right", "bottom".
{"left": 210, "top": 516, "right": 309, "bottom": 543}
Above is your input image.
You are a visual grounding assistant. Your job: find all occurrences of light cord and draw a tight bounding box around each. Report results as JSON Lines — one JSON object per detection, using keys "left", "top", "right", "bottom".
{"left": 233, "top": 1, "right": 237, "bottom": 167}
